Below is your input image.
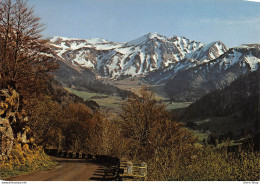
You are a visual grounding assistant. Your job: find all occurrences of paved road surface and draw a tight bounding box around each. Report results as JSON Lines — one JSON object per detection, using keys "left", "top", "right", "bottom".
{"left": 7, "top": 157, "right": 114, "bottom": 181}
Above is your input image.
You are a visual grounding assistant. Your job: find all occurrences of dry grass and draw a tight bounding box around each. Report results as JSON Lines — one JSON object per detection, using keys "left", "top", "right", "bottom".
{"left": 147, "top": 147, "right": 260, "bottom": 181}
{"left": 0, "top": 144, "right": 57, "bottom": 180}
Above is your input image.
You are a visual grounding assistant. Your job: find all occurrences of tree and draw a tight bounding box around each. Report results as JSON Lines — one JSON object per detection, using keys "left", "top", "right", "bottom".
{"left": 0, "top": 0, "right": 57, "bottom": 99}
{"left": 0, "top": 0, "right": 57, "bottom": 157}
{"left": 120, "top": 86, "right": 197, "bottom": 160}
{"left": 120, "top": 87, "right": 169, "bottom": 146}
{"left": 62, "top": 102, "right": 93, "bottom": 152}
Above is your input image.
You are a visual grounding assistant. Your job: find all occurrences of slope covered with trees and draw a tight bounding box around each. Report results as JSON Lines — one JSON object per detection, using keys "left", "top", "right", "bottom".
{"left": 185, "top": 69, "right": 259, "bottom": 120}
{"left": 183, "top": 69, "right": 259, "bottom": 150}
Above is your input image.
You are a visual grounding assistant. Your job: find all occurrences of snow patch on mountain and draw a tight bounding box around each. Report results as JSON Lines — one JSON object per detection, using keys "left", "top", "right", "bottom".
{"left": 245, "top": 53, "right": 259, "bottom": 71}
{"left": 50, "top": 33, "right": 231, "bottom": 79}
{"left": 126, "top": 32, "right": 167, "bottom": 46}
{"left": 186, "top": 41, "right": 228, "bottom": 63}
{"left": 51, "top": 36, "right": 108, "bottom": 44}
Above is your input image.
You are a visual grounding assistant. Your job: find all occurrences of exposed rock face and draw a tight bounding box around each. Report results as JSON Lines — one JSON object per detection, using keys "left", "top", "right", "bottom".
{"left": 0, "top": 89, "right": 19, "bottom": 157}
{"left": 0, "top": 117, "right": 14, "bottom": 157}
{"left": 0, "top": 88, "right": 31, "bottom": 158}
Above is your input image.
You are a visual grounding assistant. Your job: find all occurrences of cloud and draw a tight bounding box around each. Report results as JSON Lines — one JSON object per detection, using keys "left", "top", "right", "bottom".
{"left": 245, "top": 0, "right": 260, "bottom": 2}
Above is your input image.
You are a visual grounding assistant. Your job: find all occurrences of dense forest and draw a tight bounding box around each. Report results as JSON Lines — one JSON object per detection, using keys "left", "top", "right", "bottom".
{"left": 183, "top": 70, "right": 259, "bottom": 150}
{"left": 0, "top": 0, "right": 259, "bottom": 181}
{"left": 186, "top": 70, "right": 259, "bottom": 119}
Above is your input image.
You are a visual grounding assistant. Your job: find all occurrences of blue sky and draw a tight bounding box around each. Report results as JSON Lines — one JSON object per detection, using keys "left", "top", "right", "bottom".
{"left": 28, "top": 0, "right": 260, "bottom": 47}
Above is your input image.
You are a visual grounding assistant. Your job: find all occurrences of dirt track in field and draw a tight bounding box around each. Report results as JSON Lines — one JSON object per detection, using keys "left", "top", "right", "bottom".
{"left": 6, "top": 157, "right": 116, "bottom": 181}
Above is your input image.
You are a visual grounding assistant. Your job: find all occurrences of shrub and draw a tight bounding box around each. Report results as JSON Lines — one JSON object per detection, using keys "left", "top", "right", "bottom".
{"left": 147, "top": 147, "right": 260, "bottom": 181}
{"left": 0, "top": 144, "right": 57, "bottom": 179}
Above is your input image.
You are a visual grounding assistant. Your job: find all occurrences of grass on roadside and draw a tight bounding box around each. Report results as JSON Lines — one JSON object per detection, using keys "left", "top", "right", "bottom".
{"left": 0, "top": 144, "right": 57, "bottom": 180}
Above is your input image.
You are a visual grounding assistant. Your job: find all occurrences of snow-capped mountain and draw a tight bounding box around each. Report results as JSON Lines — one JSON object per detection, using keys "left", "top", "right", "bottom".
{"left": 50, "top": 33, "right": 227, "bottom": 79}
{"left": 144, "top": 41, "right": 228, "bottom": 84}
{"left": 49, "top": 33, "right": 260, "bottom": 102}
{"left": 185, "top": 41, "right": 228, "bottom": 63}
{"left": 165, "top": 45, "right": 260, "bottom": 101}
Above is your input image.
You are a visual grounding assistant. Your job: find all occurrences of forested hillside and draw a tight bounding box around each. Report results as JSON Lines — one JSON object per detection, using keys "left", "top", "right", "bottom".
{"left": 183, "top": 69, "right": 259, "bottom": 150}
{"left": 185, "top": 69, "right": 259, "bottom": 120}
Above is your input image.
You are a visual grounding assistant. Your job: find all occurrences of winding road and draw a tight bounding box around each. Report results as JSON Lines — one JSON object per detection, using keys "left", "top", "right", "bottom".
{"left": 7, "top": 157, "right": 117, "bottom": 181}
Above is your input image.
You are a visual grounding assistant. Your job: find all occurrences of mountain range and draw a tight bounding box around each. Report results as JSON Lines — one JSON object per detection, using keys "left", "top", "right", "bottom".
{"left": 49, "top": 33, "right": 260, "bottom": 101}
{"left": 50, "top": 33, "right": 229, "bottom": 79}
{"left": 165, "top": 45, "right": 260, "bottom": 101}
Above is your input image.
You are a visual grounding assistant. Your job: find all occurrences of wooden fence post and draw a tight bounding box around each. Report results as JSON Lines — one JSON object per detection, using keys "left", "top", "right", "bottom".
{"left": 140, "top": 162, "right": 147, "bottom": 180}
{"left": 127, "top": 161, "right": 133, "bottom": 175}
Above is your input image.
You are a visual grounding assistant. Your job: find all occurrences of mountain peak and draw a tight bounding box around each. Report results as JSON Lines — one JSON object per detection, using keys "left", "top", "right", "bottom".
{"left": 185, "top": 40, "right": 228, "bottom": 63}
{"left": 50, "top": 33, "right": 245, "bottom": 80}
{"left": 126, "top": 32, "right": 167, "bottom": 46}
{"left": 202, "top": 41, "right": 227, "bottom": 51}
{"left": 207, "top": 40, "right": 225, "bottom": 47}
{"left": 145, "top": 32, "right": 166, "bottom": 40}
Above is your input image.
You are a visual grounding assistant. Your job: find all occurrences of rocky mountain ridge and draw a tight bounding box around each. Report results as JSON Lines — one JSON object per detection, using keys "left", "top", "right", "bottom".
{"left": 165, "top": 45, "right": 260, "bottom": 101}
{"left": 49, "top": 33, "right": 228, "bottom": 79}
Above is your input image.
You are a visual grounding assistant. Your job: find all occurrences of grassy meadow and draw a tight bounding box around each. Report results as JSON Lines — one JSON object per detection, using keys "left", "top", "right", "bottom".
{"left": 65, "top": 88, "right": 122, "bottom": 109}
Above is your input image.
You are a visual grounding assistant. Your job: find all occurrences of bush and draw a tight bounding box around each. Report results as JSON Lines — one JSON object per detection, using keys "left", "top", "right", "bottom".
{"left": 0, "top": 144, "right": 57, "bottom": 179}
{"left": 119, "top": 87, "right": 198, "bottom": 160}
{"left": 117, "top": 87, "right": 260, "bottom": 181}
{"left": 147, "top": 147, "right": 260, "bottom": 181}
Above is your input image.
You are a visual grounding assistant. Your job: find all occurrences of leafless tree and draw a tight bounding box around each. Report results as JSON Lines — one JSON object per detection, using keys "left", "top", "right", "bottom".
{"left": 0, "top": 0, "right": 57, "bottom": 99}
